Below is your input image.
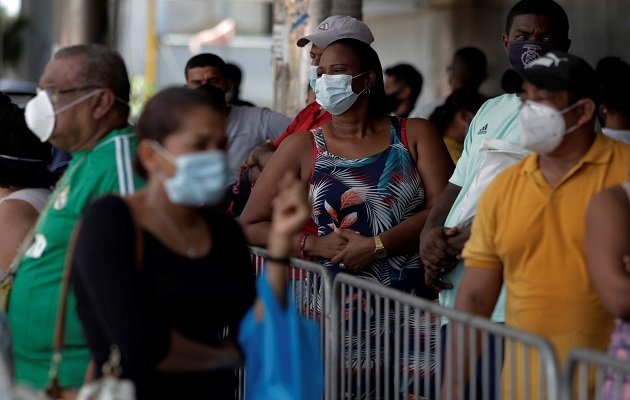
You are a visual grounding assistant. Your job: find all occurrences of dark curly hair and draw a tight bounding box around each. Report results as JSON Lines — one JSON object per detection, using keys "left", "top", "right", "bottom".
{"left": 0, "top": 92, "right": 54, "bottom": 189}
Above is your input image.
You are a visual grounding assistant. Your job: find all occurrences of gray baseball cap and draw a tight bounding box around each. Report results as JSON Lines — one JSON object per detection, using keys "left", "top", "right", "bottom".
{"left": 297, "top": 15, "right": 374, "bottom": 48}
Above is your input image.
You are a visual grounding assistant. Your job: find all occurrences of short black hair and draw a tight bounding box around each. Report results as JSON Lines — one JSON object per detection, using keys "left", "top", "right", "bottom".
{"left": 224, "top": 63, "right": 243, "bottom": 85}
{"left": 135, "top": 87, "right": 226, "bottom": 178}
{"left": 0, "top": 93, "right": 54, "bottom": 189}
{"left": 184, "top": 53, "right": 226, "bottom": 80}
{"left": 328, "top": 38, "right": 389, "bottom": 116}
{"left": 505, "top": 0, "right": 569, "bottom": 38}
{"left": 453, "top": 47, "right": 488, "bottom": 90}
{"left": 195, "top": 83, "right": 228, "bottom": 112}
{"left": 429, "top": 89, "right": 486, "bottom": 135}
{"left": 385, "top": 63, "right": 423, "bottom": 107}
{"left": 596, "top": 57, "right": 630, "bottom": 116}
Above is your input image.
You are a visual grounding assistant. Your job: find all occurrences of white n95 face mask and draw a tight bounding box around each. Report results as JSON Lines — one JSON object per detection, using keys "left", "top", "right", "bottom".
{"left": 24, "top": 89, "right": 100, "bottom": 143}
{"left": 518, "top": 99, "right": 585, "bottom": 154}
{"left": 315, "top": 71, "right": 367, "bottom": 115}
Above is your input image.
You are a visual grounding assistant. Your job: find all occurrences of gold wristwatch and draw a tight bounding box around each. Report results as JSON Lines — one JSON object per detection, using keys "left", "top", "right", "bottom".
{"left": 374, "top": 235, "right": 387, "bottom": 259}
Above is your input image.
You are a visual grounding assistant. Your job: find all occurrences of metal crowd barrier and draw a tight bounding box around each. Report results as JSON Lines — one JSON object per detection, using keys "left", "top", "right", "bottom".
{"left": 330, "top": 273, "right": 561, "bottom": 400}
{"left": 240, "top": 247, "right": 334, "bottom": 400}
{"left": 564, "top": 347, "right": 630, "bottom": 400}
{"left": 240, "top": 249, "right": 630, "bottom": 400}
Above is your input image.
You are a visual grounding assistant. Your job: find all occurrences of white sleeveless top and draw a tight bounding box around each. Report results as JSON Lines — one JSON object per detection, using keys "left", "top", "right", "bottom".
{"left": 0, "top": 188, "right": 51, "bottom": 213}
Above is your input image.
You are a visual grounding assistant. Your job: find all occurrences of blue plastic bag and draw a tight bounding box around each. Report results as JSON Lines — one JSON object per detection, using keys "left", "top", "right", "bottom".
{"left": 238, "top": 272, "right": 323, "bottom": 400}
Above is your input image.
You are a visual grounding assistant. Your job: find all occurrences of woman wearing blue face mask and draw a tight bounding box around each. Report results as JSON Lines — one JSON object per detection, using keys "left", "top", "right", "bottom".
{"left": 244, "top": 38, "right": 453, "bottom": 294}
{"left": 71, "top": 87, "right": 256, "bottom": 399}
{"left": 241, "top": 38, "right": 454, "bottom": 394}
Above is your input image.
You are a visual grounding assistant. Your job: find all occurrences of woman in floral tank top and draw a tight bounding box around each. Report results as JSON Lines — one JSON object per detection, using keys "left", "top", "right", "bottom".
{"left": 242, "top": 38, "right": 453, "bottom": 295}
{"left": 242, "top": 39, "right": 453, "bottom": 397}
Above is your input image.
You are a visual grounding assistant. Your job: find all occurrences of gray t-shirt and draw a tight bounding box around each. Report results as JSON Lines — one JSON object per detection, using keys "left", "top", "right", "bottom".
{"left": 226, "top": 105, "right": 291, "bottom": 183}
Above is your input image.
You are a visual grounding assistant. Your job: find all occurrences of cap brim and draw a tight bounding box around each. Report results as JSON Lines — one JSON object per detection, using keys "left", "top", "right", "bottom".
{"left": 516, "top": 68, "right": 567, "bottom": 91}
{"left": 296, "top": 37, "right": 311, "bottom": 47}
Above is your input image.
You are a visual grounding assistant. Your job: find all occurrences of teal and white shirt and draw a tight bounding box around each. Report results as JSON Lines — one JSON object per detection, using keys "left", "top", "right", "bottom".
{"left": 440, "top": 93, "right": 525, "bottom": 323}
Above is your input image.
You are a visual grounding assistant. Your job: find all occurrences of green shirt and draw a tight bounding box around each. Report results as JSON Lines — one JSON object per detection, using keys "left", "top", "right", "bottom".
{"left": 8, "top": 127, "right": 143, "bottom": 389}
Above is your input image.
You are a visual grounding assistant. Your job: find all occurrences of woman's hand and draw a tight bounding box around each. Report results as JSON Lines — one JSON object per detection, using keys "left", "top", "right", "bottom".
{"left": 330, "top": 230, "right": 376, "bottom": 272}
{"left": 268, "top": 172, "right": 311, "bottom": 257}
{"left": 306, "top": 231, "right": 348, "bottom": 260}
{"left": 268, "top": 172, "right": 311, "bottom": 304}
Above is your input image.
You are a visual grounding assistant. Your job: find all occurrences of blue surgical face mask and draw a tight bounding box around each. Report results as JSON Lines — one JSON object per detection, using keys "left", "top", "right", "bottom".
{"left": 315, "top": 71, "right": 368, "bottom": 115}
{"left": 508, "top": 41, "right": 564, "bottom": 69}
{"left": 308, "top": 65, "right": 318, "bottom": 91}
{"left": 152, "top": 142, "right": 228, "bottom": 206}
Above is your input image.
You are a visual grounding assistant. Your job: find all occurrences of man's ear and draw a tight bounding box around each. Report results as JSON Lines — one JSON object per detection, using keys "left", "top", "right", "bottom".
{"left": 92, "top": 89, "right": 116, "bottom": 120}
{"left": 502, "top": 33, "right": 509, "bottom": 51}
{"left": 577, "top": 99, "right": 597, "bottom": 127}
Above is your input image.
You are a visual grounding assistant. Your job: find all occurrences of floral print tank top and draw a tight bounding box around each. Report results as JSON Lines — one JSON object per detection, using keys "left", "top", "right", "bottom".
{"left": 309, "top": 118, "right": 427, "bottom": 293}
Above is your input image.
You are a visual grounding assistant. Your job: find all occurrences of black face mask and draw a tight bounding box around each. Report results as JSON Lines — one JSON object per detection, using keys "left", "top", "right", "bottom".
{"left": 508, "top": 41, "right": 564, "bottom": 68}
{"left": 386, "top": 93, "right": 403, "bottom": 113}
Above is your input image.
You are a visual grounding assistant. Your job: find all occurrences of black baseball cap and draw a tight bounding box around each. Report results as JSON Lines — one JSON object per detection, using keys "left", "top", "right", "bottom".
{"left": 515, "top": 51, "right": 600, "bottom": 104}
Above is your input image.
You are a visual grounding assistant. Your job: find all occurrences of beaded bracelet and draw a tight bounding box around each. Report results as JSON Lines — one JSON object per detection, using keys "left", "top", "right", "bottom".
{"left": 299, "top": 233, "right": 310, "bottom": 259}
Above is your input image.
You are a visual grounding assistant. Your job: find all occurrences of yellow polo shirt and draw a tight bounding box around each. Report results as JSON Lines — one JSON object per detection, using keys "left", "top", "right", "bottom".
{"left": 462, "top": 134, "right": 630, "bottom": 396}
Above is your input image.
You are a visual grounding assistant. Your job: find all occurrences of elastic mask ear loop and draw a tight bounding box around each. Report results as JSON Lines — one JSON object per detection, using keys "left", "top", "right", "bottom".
{"left": 0, "top": 154, "right": 45, "bottom": 163}
{"left": 352, "top": 71, "right": 369, "bottom": 96}
{"left": 54, "top": 90, "right": 101, "bottom": 116}
{"left": 561, "top": 99, "right": 588, "bottom": 134}
{"left": 151, "top": 141, "right": 176, "bottom": 165}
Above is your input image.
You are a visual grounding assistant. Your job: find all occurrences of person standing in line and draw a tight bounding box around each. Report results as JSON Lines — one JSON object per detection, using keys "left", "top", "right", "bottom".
{"left": 72, "top": 86, "right": 256, "bottom": 399}
{"left": 0, "top": 93, "right": 55, "bottom": 273}
{"left": 586, "top": 181, "right": 630, "bottom": 400}
{"left": 384, "top": 63, "right": 424, "bottom": 118}
{"left": 7, "top": 44, "right": 142, "bottom": 395}
{"left": 184, "top": 53, "right": 291, "bottom": 185}
{"left": 596, "top": 56, "right": 630, "bottom": 144}
{"left": 453, "top": 51, "right": 630, "bottom": 398}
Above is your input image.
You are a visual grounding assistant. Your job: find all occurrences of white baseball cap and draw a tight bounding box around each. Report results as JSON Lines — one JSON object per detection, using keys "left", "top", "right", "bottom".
{"left": 297, "top": 15, "right": 374, "bottom": 48}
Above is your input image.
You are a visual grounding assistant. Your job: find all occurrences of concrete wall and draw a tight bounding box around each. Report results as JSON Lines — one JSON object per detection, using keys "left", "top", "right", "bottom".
{"left": 364, "top": 0, "right": 630, "bottom": 118}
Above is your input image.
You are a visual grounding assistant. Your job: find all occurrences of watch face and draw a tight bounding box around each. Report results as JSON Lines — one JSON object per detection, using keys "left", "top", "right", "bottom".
{"left": 376, "top": 249, "right": 387, "bottom": 259}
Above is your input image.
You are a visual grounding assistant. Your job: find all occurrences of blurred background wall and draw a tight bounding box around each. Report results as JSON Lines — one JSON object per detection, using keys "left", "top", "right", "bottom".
{"left": 2, "top": 0, "right": 629, "bottom": 116}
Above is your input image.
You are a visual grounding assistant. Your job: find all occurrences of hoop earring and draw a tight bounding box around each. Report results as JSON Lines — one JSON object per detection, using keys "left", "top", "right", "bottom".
{"left": 366, "top": 88, "right": 371, "bottom": 96}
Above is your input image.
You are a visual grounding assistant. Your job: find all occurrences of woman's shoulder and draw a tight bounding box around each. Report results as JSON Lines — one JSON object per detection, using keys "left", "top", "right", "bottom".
{"left": 276, "top": 128, "right": 315, "bottom": 150}
{"left": 83, "top": 195, "right": 133, "bottom": 226}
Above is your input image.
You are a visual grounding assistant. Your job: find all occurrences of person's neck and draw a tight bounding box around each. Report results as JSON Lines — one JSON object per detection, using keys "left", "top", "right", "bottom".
{"left": 538, "top": 128, "right": 596, "bottom": 187}
{"left": 145, "top": 180, "right": 199, "bottom": 225}
{"left": 444, "top": 125, "right": 465, "bottom": 143}
{"left": 73, "top": 121, "right": 126, "bottom": 152}
{"left": 605, "top": 112, "right": 630, "bottom": 131}
{"left": 395, "top": 102, "right": 413, "bottom": 118}
{"left": 330, "top": 102, "right": 374, "bottom": 138}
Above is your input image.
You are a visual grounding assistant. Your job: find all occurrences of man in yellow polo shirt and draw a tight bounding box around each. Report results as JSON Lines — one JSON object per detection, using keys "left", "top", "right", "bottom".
{"left": 453, "top": 51, "right": 630, "bottom": 397}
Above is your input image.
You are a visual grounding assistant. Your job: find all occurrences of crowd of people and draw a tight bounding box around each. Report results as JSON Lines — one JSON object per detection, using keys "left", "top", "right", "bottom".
{"left": 1, "top": 0, "right": 630, "bottom": 398}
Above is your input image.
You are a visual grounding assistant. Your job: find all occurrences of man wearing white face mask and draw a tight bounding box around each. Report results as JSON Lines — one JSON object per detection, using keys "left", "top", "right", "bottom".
{"left": 6, "top": 44, "right": 142, "bottom": 394}
{"left": 451, "top": 51, "right": 630, "bottom": 397}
